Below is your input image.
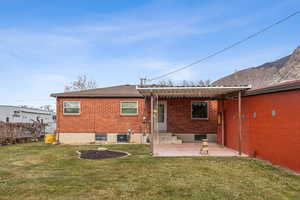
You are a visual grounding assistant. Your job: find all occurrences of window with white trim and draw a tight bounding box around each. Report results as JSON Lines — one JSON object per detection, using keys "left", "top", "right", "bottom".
{"left": 63, "top": 101, "right": 80, "bottom": 115}
{"left": 192, "top": 101, "right": 209, "bottom": 119}
{"left": 120, "top": 101, "right": 138, "bottom": 115}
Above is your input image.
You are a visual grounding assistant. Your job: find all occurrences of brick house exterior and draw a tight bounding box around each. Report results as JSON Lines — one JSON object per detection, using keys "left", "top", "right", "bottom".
{"left": 56, "top": 98, "right": 146, "bottom": 134}
{"left": 51, "top": 81, "right": 300, "bottom": 172}
{"left": 51, "top": 85, "right": 219, "bottom": 144}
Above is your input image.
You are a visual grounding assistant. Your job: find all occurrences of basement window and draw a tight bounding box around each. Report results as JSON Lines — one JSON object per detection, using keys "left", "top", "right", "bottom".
{"left": 192, "top": 101, "right": 209, "bottom": 119}
{"left": 120, "top": 101, "right": 138, "bottom": 115}
{"left": 63, "top": 101, "right": 80, "bottom": 115}
{"left": 95, "top": 134, "right": 107, "bottom": 141}
{"left": 117, "top": 134, "right": 128, "bottom": 143}
{"left": 195, "top": 134, "right": 207, "bottom": 141}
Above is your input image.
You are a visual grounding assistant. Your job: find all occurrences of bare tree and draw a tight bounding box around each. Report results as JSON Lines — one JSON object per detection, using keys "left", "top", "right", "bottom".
{"left": 158, "top": 80, "right": 174, "bottom": 86}
{"left": 40, "top": 105, "right": 54, "bottom": 112}
{"left": 65, "top": 75, "right": 97, "bottom": 92}
{"left": 157, "top": 79, "right": 211, "bottom": 86}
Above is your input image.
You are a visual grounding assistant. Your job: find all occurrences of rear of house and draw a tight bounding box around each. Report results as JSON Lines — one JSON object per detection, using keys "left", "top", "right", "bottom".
{"left": 51, "top": 85, "right": 220, "bottom": 144}
{"left": 52, "top": 81, "right": 300, "bottom": 172}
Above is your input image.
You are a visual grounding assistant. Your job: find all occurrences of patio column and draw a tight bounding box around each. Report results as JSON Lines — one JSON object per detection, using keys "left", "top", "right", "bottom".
{"left": 238, "top": 90, "right": 242, "bottom": 156}
{"left": 221, "top": 99, "right": 225, "bottom": 146}
{"left": 150, "top": 94, "right": 154, "bottom": 154}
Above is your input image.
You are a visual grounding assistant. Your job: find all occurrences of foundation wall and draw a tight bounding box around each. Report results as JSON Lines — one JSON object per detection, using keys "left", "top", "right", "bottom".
{"left": 58, "top": 132, "right": 149, "bottom": 144}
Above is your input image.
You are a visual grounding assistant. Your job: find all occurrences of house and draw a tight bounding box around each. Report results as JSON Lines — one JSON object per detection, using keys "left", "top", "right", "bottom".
{"left": 0, "top": 105, "right": 56, "bottom": 133}
{"left": 50, "top": 84, "right": 250, "bottom": 145}
{"left": 51, "top": 80, "right": 300, "bottom": 172}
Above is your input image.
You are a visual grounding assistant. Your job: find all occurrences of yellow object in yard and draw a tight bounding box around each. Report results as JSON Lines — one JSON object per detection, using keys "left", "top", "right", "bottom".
{"left": 45, "top": 134, "right": 56, "bottom": 144}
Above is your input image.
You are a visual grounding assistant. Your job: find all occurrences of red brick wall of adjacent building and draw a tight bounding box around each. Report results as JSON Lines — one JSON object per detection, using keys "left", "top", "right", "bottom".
{"left": 56, "top": 98, "right": 147, "bottom": 134}
{"left": 217, "top": 90, "right": 300, "bottom": 172}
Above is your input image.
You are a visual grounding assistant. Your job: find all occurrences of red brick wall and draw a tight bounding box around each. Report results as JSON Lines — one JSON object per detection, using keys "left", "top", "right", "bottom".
{"left": 145, "top": 98, "right": 218, "bottom": 134}
{"left": 167, "top": 99, "right": 218, "bottom": 133}
{"left": 218, "top": 90, "right": 300, "bottom": 172}
{"left": 56, "top": 98, "right": 147, "bottom": 134}
{"left": 57, "top": 97, "right": 218, "bottom": 135}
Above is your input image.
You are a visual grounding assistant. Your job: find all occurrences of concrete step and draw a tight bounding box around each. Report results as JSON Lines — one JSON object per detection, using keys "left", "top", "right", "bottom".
{"left": 158, "top": 132, "right": 173, "bottom": 137}
{"left": 158, "top": 134, "right": 183, "bottom": 144}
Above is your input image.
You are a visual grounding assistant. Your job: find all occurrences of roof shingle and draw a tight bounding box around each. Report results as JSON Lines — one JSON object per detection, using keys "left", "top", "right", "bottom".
{"left": 50, "top": 85, "right": 143, "bottom": 98}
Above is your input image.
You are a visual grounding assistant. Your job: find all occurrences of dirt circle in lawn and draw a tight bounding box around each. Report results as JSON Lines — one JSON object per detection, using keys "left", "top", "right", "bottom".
{"left": 77, "top": 149, "right": 129, "bottom": 160}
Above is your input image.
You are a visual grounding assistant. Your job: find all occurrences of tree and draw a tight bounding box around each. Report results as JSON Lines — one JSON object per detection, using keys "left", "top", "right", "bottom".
{"left": 40, "top": 105, "right": 54, "bottom": 112}
{"left": 157, "top": 79, "right": 211, "bottom": 86}
{"left": 64, "top": 75, "right": 97, "bottom": 92}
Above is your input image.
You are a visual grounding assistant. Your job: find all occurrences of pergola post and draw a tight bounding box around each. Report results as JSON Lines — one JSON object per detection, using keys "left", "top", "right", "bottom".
{"left": 221, "top": 99, "right": 225, "bottom": 146}
{"left": 238, "top": 90, "right": 242, "bottom": 156}
{"left": 150, "top": 94, "right": 154, "bottom": 154}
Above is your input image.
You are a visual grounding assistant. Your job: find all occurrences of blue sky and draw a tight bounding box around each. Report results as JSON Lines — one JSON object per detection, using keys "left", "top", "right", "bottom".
{"left": 0, "top": 0, "right": 300, "bottom": 108}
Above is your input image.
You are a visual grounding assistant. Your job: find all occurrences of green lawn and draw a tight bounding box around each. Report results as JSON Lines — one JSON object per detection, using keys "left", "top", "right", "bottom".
{"left": 0, "top": 143, "right": 299, "bottom": 200}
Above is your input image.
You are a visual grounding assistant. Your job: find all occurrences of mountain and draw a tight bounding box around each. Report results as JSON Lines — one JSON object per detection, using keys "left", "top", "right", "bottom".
{"left": 213, "top": 46, "right": 300, "bottom": 88}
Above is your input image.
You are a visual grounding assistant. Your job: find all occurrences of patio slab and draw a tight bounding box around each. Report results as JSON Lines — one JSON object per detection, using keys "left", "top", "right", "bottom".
{"left": 153, "top": 143, "right": 247, "bottom": 157}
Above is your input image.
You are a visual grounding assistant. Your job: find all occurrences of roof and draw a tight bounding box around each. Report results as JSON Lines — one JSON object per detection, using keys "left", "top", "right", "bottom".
{"left": 0, "top": 105, "right": 53, "bottom": 115}
{"left": 245, "top": 79, "right": 300, "bottom": 96}
{"left": 50, "top": 85, "right": 143, "bottom": 98}
{"left": 50, "top": 80, "right": 300, "bottom": 99}
{"left": 137, "top": 85, "right": 251, "bottom": 98}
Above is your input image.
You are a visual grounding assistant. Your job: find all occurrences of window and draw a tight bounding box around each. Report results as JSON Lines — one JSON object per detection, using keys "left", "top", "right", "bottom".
{"left": 195, "top": 134, "right": 207, "bottom": 141}
{"left": 63, "top": 101, "right": 80, "bottom": 115}
{"left": 13, "top": 111, "right": 20, "bottom": 117}
{"left": 192, "top": 101, "right": 209, "bottom": 119}
{"left": 117, "top": 134, "right": 128, "bottom": 143}
{"left": 120, "top": 101, "right": 138, "bottom": 115}
{"left": 95, "top": 134, "right": 107, "bottom": 141}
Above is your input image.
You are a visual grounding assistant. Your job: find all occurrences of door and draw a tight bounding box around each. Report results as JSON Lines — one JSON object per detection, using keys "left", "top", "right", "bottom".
{"left": 158, "top": 101, "right": 167, "bottom": 131}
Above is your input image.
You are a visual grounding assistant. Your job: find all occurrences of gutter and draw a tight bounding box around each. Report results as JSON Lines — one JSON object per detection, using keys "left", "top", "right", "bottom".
{"left": 244, "top": 80, "right": 300, "bottom": 96}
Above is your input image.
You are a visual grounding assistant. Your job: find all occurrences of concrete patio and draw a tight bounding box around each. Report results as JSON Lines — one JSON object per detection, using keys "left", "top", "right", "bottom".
{"left": 153, "top": 143, "right": 247, "bottom": 157}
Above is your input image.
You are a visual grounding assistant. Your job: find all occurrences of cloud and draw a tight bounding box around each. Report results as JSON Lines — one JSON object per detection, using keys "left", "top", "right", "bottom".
{"left": 1, "top": 0, "right": 297, "bottom": 107}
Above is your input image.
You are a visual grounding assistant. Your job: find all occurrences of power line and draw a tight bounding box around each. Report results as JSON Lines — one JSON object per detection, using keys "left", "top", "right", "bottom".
{"left": 148, "top": 10, "right": 300, "bottom": 82}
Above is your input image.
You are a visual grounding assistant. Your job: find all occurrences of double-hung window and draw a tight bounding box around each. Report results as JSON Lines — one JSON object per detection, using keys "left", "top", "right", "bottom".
{"left": 63, "top": 101, "right": 80, "bottom": 115}
{"left": 191, "top": 101, "right": 209, "bottom": 119}
{"left": 120, "top": 101, "right": 138, "bottom": 115}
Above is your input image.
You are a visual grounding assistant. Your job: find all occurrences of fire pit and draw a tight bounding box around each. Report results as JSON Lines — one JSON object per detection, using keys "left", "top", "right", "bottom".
{"left": 77, "top": 149, "right": 129, "bottom": 160}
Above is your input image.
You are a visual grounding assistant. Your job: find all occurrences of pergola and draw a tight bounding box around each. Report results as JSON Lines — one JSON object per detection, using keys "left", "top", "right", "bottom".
{"left": 136, "top": 85, "right": 251, "bottom": 155}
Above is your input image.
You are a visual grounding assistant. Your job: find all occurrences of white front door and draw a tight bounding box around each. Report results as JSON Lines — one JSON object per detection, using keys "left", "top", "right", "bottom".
{"left": 158, "top": 101, "right": 167, "bottom": 131}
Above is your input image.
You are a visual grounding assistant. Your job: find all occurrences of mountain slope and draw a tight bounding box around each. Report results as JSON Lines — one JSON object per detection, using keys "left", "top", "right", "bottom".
{"left": 213, "top": 46, "right": 300, "bottom": 88}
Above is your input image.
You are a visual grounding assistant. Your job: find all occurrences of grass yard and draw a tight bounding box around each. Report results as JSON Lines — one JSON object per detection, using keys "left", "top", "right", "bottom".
{"left": 0, "top": 143, "right": 299, "bottom": 200}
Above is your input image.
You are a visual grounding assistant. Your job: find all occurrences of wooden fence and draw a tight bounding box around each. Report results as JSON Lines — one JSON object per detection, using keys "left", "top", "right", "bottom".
{"left": 0, "top": 122, "right": 47, "bottom": 145}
